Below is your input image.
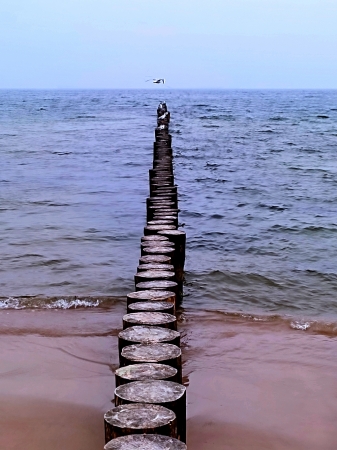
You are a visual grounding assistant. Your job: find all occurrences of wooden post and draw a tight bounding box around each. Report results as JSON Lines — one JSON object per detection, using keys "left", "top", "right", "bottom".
{"left": 141, "top": 235, "right": 169, "bottom": 243}
{"left": 127, "top": 290, "right": 176, "bottom": 307}
{"left": 127, "top": 301, "right": 175, "bottom": 315}
{"left": 134, "top": 270, "right": 176, "bottom": 286}
{"left": 149, "top": 216, "right": 178, "bottom": 227}
{"left": 115, "top": 380, "right": 186, "bottom": 443}
{"left": 104, "top": 404, "right": 177, "bottom": 442}
{"left": 144, "top": 225, "right": 176, "bottom": 236}
{"left": 137, "top": 263, "right": 174, "bottom": 272}
{"left": 135, "top": 280, "right": 178, "bottom": 296}
{"left": 115, "top": 363, "right": 178, "bottom": 387}
{"left": 158, "top": 230, "right": 186, "bottom": 269}
{"left": 140, "top": 241, "right": 174, "bottom": 254}
{"left": 120, "top": 343, "right": 182, "bottom": 380}
{"left": 147, "top": 205, "right": 177, "bottom": 222}
{"left": 140, "top": 234, "right": 169, "bottom": 242}
{"left": 147, "top": 220, "right": 176, "bottom": 226}
{"left": 123, "top": 312, "right": 177, "bottom": 330}
{"left": 139, "top": 254, "right": 172, "bottom": 264}
{"left": 141, "top": 247, "right": 175, "bottom": 263}
{"left": 118, "top": 325, "right": 180, "bottom": 353}
{"left": 158, "top": 230, "right": 186, "bottom": 297}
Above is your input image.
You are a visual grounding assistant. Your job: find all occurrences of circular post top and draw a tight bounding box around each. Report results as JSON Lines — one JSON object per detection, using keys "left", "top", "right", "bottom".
{"left": 128, "top": 301, "right": 174, "bottom": 313}
{"left": 119, "top": 325, "right": 180, "bottom": 344}
{"left": 104, "top": 403, "right": 176, "bottom": 428}
{"left": 135, "top": 270, "right": 175, "bottom": 280}
{"left": 142, "top": 247, "right": 175, "bottom": 255}
{"left": 158, "top": 230, "right": 186, "bottom": 237}
{"left": 137, "top": 264, "right": 174, "bottom": 272}
{"left": 139, "top": 255, "right": 172, "bottom": 264}
{"left": 144, "top": 225, "right": 176, "bottom": 232}
{"left": 121, "top": 343, "right": 181, "bottom": 363}
{"left": 141, "top": 235, "right": 169, "bottom": 242}
{"left": 147, "top": 220, "right": 175, "bottom": 226}
{"left": 152, "top": 215, "right": 177, "bottom": 221}
{"left": 115, "top": 363, "right": 177, "bottom": 382}
{"left": 115, "top": 380, "right": 186, "bottom": 404}
{"left": 127, "top": 290, "right": 175, "bottom": 302}
{"left": 136, "top": 280, "right": 177, "bottom": 290}
{"left": 141, "top": 241, "right": 173, "bottom": 248}
{"left": 123, "top": 312, "right": 176, "bottom": 326}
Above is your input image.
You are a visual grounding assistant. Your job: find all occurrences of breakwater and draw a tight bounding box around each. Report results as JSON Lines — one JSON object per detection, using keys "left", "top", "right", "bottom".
{"left": 103, "top": 103, "right": 187, "bottom": 449}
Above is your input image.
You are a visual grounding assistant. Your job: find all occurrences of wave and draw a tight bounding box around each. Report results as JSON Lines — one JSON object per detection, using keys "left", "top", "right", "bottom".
{"left": 270, "top": 224, "right": 337, "bottom": 234}
{"left": 0, "top": 296, "right": 103, "bottom": 310}
{"left": 73, "top": 115, "right": 96, "bottom": 119}
{"left": 183, "top": 268, "right": 337, "bottom": 319}
{"left": 185, "top": 269, "right": 283, "bottom": 289}
{"left": 199, "top": 115, "right": 235, "bottom": 121}
{"left": 269, "top": 116, "right": 287, "bottom": 121}
{"left": 188, "top": 308, "right": 337, "bottom": 337}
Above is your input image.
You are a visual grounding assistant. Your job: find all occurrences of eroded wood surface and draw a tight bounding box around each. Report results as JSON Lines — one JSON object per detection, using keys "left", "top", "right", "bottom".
{"left": 119, "top": 325, "right": 180, "bottom": 345}
{"left": 135, "top": 270, "right": 175, "bottom": 282}
{"left": 137, "top": 264, "right": 174, "bottom": 272}
{"left": 147, "top": 220, "right": 175, "bottom": 225}
{"left": 139, "top": 255, "right": 172, "bottom": 264}
{"left": 136, "top": 280, "right": 177, "bottom": 291}
{"left": 144, "top": 225, "right": 176, "bottom": 235}
{"left": 142, "top": 247, "right": 175, "bottom": 256}
{"left": 115, "top": 363, "right": 177, "bottom": 384}
{"left": 123, "top": 312, "right": 177, "bottom": 330}
{"left": 141, "top": 241, "right": 173, "bottom": 249}
{"left": 121, "top": 343, "right": 181, "bottom": 364}
{"left": 115, "top": 380, "right": 186, "bottom": 404}
{"left": 141, "top": 235, "right": 169, "bottom": 242}
{"left": 105, "top": 403, "right": 175, "bottom": 428}
{"left": 127, "top": 301, "right": 174, "bottom": 314}
{"left": 126, "top": 290, "right": 176, "bottom": 305}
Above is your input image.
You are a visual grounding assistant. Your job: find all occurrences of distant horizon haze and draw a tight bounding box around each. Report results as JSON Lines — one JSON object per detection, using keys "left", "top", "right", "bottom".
{"left": 1, "top": 0, "right": 337, "bottom": 89}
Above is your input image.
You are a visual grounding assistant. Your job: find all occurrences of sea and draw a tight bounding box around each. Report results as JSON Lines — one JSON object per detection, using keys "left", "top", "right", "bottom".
{"left": 1, "top": 89, "right": 337, "bottom": 328}
{"left": 1, "top": 89, "right": 337, "bottom": 449}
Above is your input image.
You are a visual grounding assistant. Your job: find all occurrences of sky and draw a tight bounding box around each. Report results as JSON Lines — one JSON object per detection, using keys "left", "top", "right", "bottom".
{"left": 1, "top": 0, "right": 337, "bottom": 89}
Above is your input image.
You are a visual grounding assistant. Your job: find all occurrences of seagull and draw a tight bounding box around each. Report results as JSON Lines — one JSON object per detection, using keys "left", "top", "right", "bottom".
{"left": 146, "top": 78, "right": 165, "bottom": 84}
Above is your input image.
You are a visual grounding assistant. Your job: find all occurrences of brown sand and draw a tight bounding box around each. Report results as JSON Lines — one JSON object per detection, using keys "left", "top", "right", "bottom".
{"left": 184, "top": 310, "right": 337, "bottom": 450}
{"left": 0, "top": 306, "right": 123, "bottom": 449}
{"left": 1, "top": 306, "right": 337, "bottom": 449}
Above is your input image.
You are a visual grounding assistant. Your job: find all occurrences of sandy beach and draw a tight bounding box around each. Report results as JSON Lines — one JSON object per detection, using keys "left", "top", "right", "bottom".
{"left": 1, "top": 305, "right": 337, "bottom": 449}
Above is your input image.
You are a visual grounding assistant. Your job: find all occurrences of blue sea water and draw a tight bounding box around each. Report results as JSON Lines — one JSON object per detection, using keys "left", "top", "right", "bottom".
{"left": 1, "top": 89, "right": 337, "bottom": 323}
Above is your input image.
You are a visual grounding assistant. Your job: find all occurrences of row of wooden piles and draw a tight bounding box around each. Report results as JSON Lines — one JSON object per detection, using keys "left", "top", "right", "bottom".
{"left": 103, "top": 103, "right": 188, "bottom": 449}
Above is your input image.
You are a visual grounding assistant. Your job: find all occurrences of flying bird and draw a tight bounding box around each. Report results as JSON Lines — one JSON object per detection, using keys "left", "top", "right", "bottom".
{"left": 146, "top": 78, "right": 165, "bottom": 84}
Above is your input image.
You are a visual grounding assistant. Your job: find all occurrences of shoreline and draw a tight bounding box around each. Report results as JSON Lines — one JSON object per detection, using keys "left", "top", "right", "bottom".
{"left": 2, "top": 296, "right": 337, "bottom": 337}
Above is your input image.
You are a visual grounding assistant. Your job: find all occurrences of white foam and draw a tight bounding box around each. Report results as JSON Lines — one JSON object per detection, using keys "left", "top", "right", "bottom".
{"left": 0, "top": 297, "right": 100, "bottom": 310}
{"left": 290, "top": 321, "right": 311, "bottom": 331}
{"left": 0, "top": 297, "right": 24, "bottom": 309}
{"left": 46, "top": 298, "right": 100, "bottom": 309}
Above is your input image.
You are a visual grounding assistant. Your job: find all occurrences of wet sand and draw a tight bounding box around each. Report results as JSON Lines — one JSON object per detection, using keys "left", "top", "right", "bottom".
{"left": 0, "top": 305, "right": 123, "bottom": 450}
{"left": 185, "top": 310, "right": 337, "bottom": 450}
{"left": 1, "top": 306, "right": 337, "bottom": 449}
